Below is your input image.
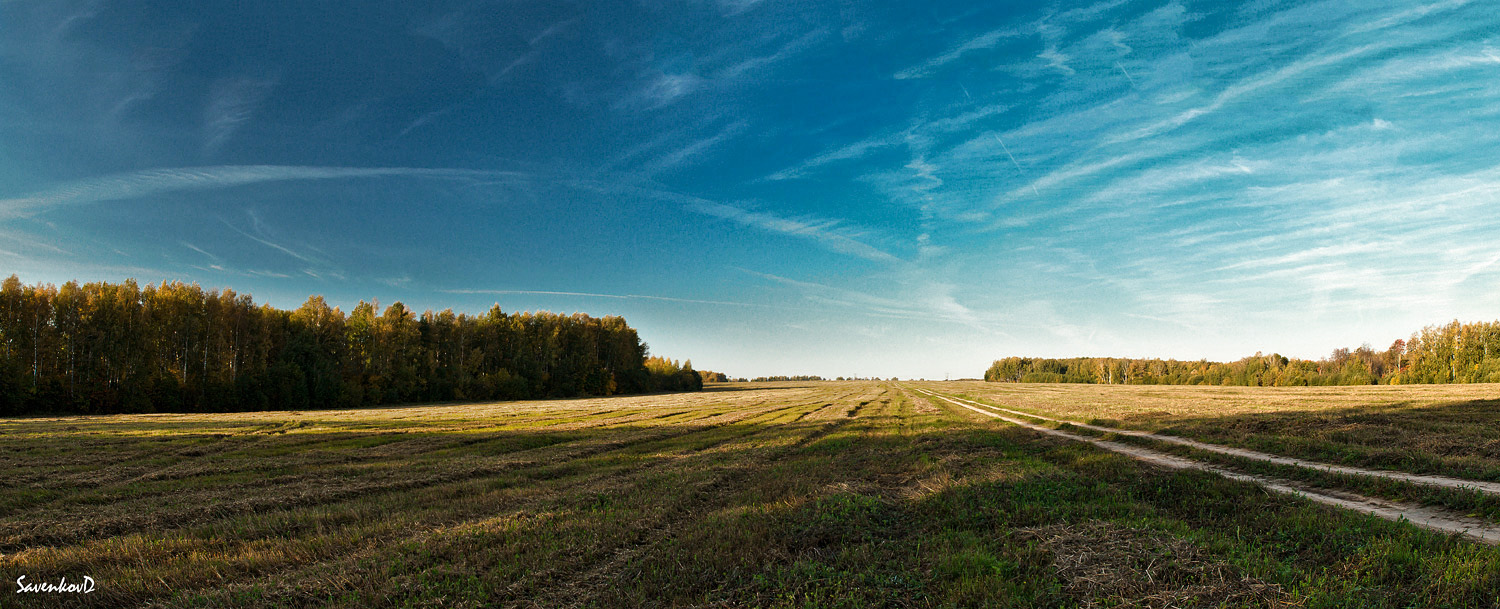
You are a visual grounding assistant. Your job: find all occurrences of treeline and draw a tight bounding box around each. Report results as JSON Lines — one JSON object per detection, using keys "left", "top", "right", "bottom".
{"left": 985, "top": 320, "right": 1500, "bottom": 386}
{"left": 646, "top": 357, "right": 705, "bottom": 392}
{"left": 696, "top": 369, "right": 729, "bottom": 383}
{"left": 0, "top": 276, "right": 701, "bottom": 415}
{"left": 744, "top": 376, "right": 890, "bottom": 382}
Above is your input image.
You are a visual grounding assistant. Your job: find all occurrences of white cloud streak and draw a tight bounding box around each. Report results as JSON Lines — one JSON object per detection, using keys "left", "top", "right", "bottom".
{"left": 739, "top": 269, "right": 988, "bottom": 330}
{"left": 0, "top": 166, "right": 527, "bottom": 217}
{"left": 644, "top": 120, "right": 749, "bottom": 172}
{"left": 441, "top": 289, "right": 779, "bottom": 308}
{"left": 1037, "top": 48, "right": 1075, "bottom": 75}
{"left": 894, "top": 27, "right": 1026, "bottom": 79}
{"left": 614, "top": 73, "right": 701, "bottom": 112}
{"left": 765, "top": 136, "right": 900, "bottom": 181}
{"left": 685, "top": 199, "right": 902, "bottom": 264}
{"left": 716, "top": 29, "right": 828, "bottom": 81}
{"left": 203, "top": 77, "right": 277, "bottom": 155}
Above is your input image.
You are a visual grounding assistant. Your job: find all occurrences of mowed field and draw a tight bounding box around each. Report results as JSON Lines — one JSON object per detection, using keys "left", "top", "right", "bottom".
{"left": 3, "top": 382, "right": 1500, "bottom": 608}
{"left": 927, "top": 381, "right": 1500, "bottom": 482}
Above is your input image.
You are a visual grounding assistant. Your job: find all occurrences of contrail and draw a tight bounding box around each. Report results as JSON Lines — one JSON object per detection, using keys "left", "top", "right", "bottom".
{"left": 992, "top": 134, "right": 1039, "bottom": 196}
{"left": 1116, "top": 62, "right": 1137, "bottom": 88}
{"left": 961, "top": 81, "right": 1036, "bottom": 196}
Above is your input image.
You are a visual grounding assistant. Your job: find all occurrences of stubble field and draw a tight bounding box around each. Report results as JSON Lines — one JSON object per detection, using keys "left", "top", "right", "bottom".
{"left": 3, "top": 381, "right": 1500, "bottom": 608}
{"left": 927, "top": 381, "right": 1500, "bottom": 481}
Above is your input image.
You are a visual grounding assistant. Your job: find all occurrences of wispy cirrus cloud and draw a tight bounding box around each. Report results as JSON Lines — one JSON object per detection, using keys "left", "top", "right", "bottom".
{"left": 1315, "top": 44, "right": 1500, "bottom": 97}
{"left": 222, "top": 212, "right": 320, "bottom": 266}
{"left": 1037, "top": 47, "right": 1075, "bottom": 75}
{"left": 799, "top": 0, "right": 1500, "bottom": 361}
{"left": 441, "top": 288, "right": 779, "bottom": 309}
{"left": 686, "top": 199, "right": 902, "bottom": 264}
{"left": 9, "top": 0, "right": 1500, "bottom": 376}
{"left": 203, "top": 76, "right": 277, "bottom": 155}
{"left": 739, "top": 269, "right": 987, "bottom": 330}
{"left": 179, "top": 241, "right": 221, "bottom": 264}
{"left": 395, "top": 106, "right": 458, "bottom": 140}
{"left": 715, "top": 28, "right": 828, "bottom": 81}
{"left": 613, "top": 73, "right": 702, "bottom": 112}
{"left": 0, "top": 166, "right": 527, "bottom": 217}
{"left": 893, "top": 27, "right": 1026, "bottom": 80}
{"left": 565, "top": 178, "right": 905, "bottom": 265}
{"left": 716, "top": 0, "right": 764, "bottom": 17}
{"left": 892, "top": 0, "right": 1137, "bottom": 81}
{"left": 764, "top": 136, "right": 900, "bottom": 181}
{"left": 644, "top": 120, "right": 749, "bottom": 173}
{"left": 211, "top": 209, "right": 350, "bottom": 282}
{"left": 1109, "top": 42, "right": 1389, "bottom": 145}
{"left": 1345, "top": 0, "right": 1473, "bottom": 34}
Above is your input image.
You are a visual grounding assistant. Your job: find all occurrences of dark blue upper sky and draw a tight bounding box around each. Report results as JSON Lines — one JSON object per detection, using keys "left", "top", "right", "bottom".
{"left": 4, "top": 0, "right": 1499, "bottom": 377}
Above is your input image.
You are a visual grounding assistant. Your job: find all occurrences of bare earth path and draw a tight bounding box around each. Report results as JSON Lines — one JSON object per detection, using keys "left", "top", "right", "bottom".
{"left": 909, "top": 386, "right": 1500, "bottom": 544}
{"left": 929, "top": 388, "right": 1500, "bottom": 496}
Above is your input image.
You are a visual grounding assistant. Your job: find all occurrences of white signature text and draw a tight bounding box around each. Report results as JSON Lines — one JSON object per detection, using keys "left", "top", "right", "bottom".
{"left": 16, "top": 575, "right": 96, "bottom": 594}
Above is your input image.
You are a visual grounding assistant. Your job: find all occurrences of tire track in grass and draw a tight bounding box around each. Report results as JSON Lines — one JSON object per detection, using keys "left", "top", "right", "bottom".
{"left": 934, "top": 389, "right": 1500, "bottom": 497}
{"left": 909, "top": 387, "right": 1500, "bottom": 545}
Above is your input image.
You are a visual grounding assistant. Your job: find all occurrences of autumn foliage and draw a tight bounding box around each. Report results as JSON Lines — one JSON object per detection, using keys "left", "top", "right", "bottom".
{"left": 0, "top": 276, "right": 699, "bottom": 415}
{"left": 986, "top": 321, "right": 1500, "bottom": 386}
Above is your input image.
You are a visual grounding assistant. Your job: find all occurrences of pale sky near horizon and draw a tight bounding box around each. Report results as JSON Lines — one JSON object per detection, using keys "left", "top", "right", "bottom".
{"left": 3, "top": 0, "right": 1499, "bottom": 379}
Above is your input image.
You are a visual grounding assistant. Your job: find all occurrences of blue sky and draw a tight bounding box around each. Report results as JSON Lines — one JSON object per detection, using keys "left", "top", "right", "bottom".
{"left": 3, "top": 0, "right": 1499, "bottom": 379}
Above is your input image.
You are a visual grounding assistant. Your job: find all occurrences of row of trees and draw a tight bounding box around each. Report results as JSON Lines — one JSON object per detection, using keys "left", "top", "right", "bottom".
{"left": 0, "top": 276, "right": 700, "bottom": 415}
{"left": 645, "top": 357, "right": 707, "bottom": 392}
{"left": 985, "top": 320, "right": 1500, "bottom": 386}
{"left": 695, "top": 369, "right": 730, "bottom": 383}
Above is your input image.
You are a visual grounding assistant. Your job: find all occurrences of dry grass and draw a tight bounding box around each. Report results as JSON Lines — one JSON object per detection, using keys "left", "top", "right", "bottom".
{"left": 921, "top": 380, "right": 1500, "bottom": 421}
{"left": 924, "top": 381, "right": 1500, "bottom": 480}
{"left": 1016, "top": 521, "right": 1294, "bottom": 608}
{"left": 2, "top": 382, "right": 1500, "bottom": 607}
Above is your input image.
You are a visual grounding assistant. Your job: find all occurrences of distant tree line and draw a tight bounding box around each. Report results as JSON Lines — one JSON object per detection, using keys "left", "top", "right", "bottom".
{"left": 645, "top": 357, "right": 705, "bottom": 392}
{"left": 0, "top": 276, "right": 701, "bottom": 415}
{"left": 695, "top": 369, "right": 729, "bottom": 383}
{"left": 744, "top": 376, "right": 886, "bottom": 382}
{"left": 985, "top": 320, "right": 1500, "bottom": 386}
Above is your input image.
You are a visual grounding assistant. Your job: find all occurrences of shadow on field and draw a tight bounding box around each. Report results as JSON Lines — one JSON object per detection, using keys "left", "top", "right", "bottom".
{"left": 701, "top": 383, "right": 818, "bottom": 392}
{"left": 574, "top": 423, "right": 1377, "bottom": 609}
{"left": 8, "top": 396, "right": 1500, "bottom": 609}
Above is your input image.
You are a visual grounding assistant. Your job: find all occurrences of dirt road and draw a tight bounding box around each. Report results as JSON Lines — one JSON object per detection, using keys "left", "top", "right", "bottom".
{"left": 909, "top": 386, "right": 1500, "bottom": 545}
{"left": 938, "top": 389, "right": 1500, "bottom": 496}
